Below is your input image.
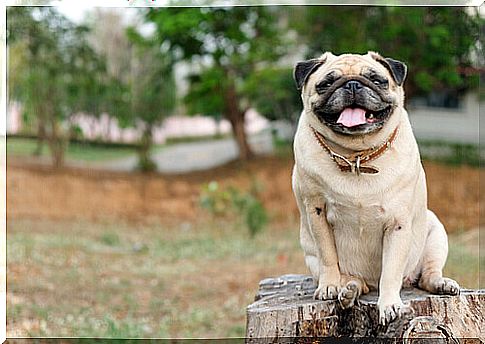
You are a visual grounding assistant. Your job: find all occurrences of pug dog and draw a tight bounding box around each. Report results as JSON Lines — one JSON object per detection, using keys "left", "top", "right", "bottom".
{"left": 292, "top": 51, "right": 460, "bottom": 325}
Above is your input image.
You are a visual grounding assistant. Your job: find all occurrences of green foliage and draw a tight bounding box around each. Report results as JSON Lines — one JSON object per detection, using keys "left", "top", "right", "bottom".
{"left": 116, "top": 27, "right": 177, "bottom": 172}
{"left": 292, "top": 7, "right": 482, "bottom": 98}
{"left": 146, "top": 7, "right": 291, "bottom": 159}
{"left": 126, "top": 28, "right": 177, "bottom": 128}
{"left": 7, "top": 7, "right": 110, "bottom": 166}
{"left": 148, "top": 6, "right": 288, "bottom": 121}
{"left": 184, "top": 67, "right": 225, "bottom": 118}
{"left": 244, "top": 67, "right": 302, "bottom": 123}
{"left": 8, "top": 8, "right": 176, "bottom": 170}
{"left": 8, "top": 8, "right": 108, "bottom": 117}
{"left": 199, "top": 181, "right": 268, "bottom": 237}
{"left": 147, "top": 7, "right": 286, "bottom": 69}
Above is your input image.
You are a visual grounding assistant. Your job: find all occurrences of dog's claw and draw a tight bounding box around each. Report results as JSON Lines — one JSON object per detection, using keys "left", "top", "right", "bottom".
{"left": 378, "top": 302, "right": 413, "bottom": 325}
{"left": 314, "top": 284, "right": 340, "bottom": 300}
{"left": 338, "top": 281, "right": 360, "bottom": 309}
{"left": 436, "top": 277, "right": 460, "bottom": 296}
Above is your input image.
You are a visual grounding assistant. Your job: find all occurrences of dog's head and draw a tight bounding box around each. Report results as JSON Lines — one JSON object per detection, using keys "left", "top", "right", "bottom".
{"left": 294, "top": 52, "right": 407, "bottom": 136}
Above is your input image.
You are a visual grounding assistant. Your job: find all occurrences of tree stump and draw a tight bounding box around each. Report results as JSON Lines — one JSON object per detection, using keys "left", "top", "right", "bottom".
{"left": 246, "top": 274, "right": 485, "bottom": 343}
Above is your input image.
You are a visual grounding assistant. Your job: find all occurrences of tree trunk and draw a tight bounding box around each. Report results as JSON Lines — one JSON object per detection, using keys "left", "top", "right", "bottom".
{"left": 33, "top": 122, "right": 46, "bottom": 156}
{"left": 137, "top": 124, "right": 156, "bottom": 172}
{"left": 49, "top": 139, "right": 66, "bottom": 169}
{"left": 246, "top": 274, "right": 485, "bottom": 342}
{"left": 46, "top": 119, "right": 66, "bottom": 169}
{"left": 224, "top": 78, "right": 254, "bottom": 161}
{"left": 229, "top": 113, "right": 253, "bottom": 161}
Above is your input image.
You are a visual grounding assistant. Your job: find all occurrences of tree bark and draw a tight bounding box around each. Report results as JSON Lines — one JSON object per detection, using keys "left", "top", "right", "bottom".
{"left": 137, "top": 124, "right": 156, "bottom": 172}
{"left": 46, "top": 118, "right": 66, "bottom": 169}
{"left": 33, "top": 122, "right": 46, "bottom": 156}
{"left": 224, "top": 77, "right": 254, "bottom": 161}
{"left": 246, "top": 274, "right": 485, "bottom": 342}
{"left": 229, "top": 113, "right": 253, "bottom": 161}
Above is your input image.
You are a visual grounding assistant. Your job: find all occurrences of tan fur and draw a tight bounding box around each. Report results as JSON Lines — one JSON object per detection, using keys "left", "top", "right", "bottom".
{"left": 293, "top": 52, "right": 459, "bottom": 325}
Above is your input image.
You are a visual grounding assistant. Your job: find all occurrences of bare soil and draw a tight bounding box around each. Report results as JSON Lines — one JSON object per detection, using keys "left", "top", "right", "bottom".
{"left": 7, "top": 156, "right": 482, "bottom": 232}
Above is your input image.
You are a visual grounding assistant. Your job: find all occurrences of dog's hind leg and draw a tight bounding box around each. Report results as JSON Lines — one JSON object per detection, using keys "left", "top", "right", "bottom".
{"left": 338, "top": 275, "right": 369, "bottom": 309}
{"left": 417, "top": 210, "right": 460, "bottom": 295}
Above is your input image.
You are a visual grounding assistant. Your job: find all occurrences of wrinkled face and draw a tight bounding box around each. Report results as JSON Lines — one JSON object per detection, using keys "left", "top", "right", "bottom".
{"left": 295, "top": 52, "right": 407, "bottom": 135}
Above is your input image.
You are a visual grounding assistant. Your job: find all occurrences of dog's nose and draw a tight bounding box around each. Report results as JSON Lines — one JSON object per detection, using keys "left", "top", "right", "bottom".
{"left": 344, "top": 80, "right": 363, "bottom": 93}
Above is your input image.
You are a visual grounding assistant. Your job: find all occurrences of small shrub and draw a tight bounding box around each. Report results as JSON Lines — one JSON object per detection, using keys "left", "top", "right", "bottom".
{"left": 100, "top": 232, "right": 120, "bottom": 246}
{"left": 137, "top": 157, "right": 157, "bottom": 172}
{"left": 199, "top": 180, "right": 268, "bottom": 237}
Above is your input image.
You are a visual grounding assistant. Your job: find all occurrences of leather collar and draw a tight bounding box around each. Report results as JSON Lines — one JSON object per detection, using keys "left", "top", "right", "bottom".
{"left": 309, "top": 125, "right": 400, "bottom": 175}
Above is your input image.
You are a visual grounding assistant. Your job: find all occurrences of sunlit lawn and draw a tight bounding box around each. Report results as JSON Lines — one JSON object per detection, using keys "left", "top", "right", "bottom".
{"left": 7, "top": 217, "right": 481, "bottom": 338}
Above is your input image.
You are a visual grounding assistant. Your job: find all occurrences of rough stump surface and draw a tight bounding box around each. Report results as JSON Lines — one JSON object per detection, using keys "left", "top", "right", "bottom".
{"left": 246, "top": 274, "right": 485, "bottom": 343}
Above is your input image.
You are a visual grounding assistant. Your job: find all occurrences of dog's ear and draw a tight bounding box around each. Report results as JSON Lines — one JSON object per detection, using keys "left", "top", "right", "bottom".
{"left": 369, "top": 52, "right": 407, "bottom": 86}
{"left": 294, "top": 56, "right": 327, "bottom": 90}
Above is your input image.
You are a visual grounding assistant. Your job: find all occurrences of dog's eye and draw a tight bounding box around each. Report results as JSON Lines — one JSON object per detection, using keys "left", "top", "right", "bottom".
{"left": 317, "top": 81, "right": 332, "bottom": 88}
{"left": 316, "top": 80, "right": 334, "bottom": 93}
{"left": 371, "top": 77, "right": 388, "bottom": 87}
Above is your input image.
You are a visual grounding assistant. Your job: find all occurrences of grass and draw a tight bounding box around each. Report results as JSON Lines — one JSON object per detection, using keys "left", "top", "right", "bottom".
{"left": 444, "top": 228, "right": 482, "bottom": 289}
{"left": 165, "top": 133, "right": 230, "bottom": 145}
{"left": 7, "top": 218, "right": 304, "bottom": 338}
{"left": 7, "top": 137, "right": 136, "bottom": 162}
{"left": 7, "top": 217, "right": 481, "bottom": 338}
{"left": 417, "top": 139, "right": 482, "bottom": 167}
{"left": 273, "top": 137, "right": 482, "bottom": 167}
{"left": 8, "top": 135, "right": 481, "bottom": 167}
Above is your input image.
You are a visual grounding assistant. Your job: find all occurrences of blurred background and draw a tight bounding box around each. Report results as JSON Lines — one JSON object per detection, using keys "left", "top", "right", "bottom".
{"left": 5, "top": 4, "right": 484, "bottom": 338}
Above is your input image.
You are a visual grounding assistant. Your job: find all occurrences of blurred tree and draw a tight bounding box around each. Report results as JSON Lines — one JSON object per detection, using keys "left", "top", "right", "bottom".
{"left": 84, "top": 9, "right": 134, "bottom": 138}
{"left": 87, "top": 9, "right": 132, "bottom": 84}
{"left": 146, "top": 7, "right": 288, "bottom": 160}
{"left": 126, "top": 28, "right": 177, "bottom": 172}
{"left": 85, "top": 10, "right": 176, "bottom": 172}
{"left": 291, "top": 7, "right": 482, "bottom": 99}
{"left": 64, "top": 25, "right": 108, "bottom": 124}
{"left": 244, "top": 67, "right": 302, "bottom": 130}
{"left": 7, "top": 7, "right": 108, "bottom": 167}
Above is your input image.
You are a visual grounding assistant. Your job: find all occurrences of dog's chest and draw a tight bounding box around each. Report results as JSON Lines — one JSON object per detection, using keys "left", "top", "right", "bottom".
{"left": 326, "top": 196, "right": 390, "bottom": 284}
{"left": 325, "top": 197, "right": 390, "bottom": 233}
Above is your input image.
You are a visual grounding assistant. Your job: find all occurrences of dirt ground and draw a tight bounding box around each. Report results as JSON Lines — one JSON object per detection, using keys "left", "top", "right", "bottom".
{"left": 6, "top": 157, "right": 482, "bottom": 337}
{"left": 7, "top": 156, "right": 482, "bottom": 233}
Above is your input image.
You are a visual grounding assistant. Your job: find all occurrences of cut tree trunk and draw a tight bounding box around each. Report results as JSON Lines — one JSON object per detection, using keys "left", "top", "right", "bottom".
{"left": 246, "top": 274, "right": 485, "bottom": 342}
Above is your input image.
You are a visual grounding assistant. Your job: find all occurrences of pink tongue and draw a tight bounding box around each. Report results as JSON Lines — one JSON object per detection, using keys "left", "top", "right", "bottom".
{"left": 337, "top": 108, "right": 367, "bottom": 127}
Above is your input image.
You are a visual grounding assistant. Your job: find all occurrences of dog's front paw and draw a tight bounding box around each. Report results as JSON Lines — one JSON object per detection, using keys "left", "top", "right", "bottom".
{"left": 314, "top": 283, "right": 341, "bottom": 300}
{"left": 377, "top": 299, "right": 413, "bottom": 325}
{"left": 435, "top": 277, "right": 460, "bottom": 296}
{"left": 338, "top": 280, "right": 361, "bottom": 308}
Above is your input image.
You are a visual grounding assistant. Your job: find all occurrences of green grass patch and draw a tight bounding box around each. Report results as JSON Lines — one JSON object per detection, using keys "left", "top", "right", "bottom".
{"left": 417, "top": 139, "right": 481, "bottom": 167}
{"left": 7, "top": 137, "right": 136, "bottom": 162}
{"left": 99, "top": 232, "right": 121, "bottom": 246}
{"left": 444, "top": 231, "right": 481, "bottom": 289}
{"left": 267, "top": 137, "right": 482, "bottom": 167}
{"left": 7, "top": 218, "right": 479, "bottom": 338}
{"left": 165, "top": 133, "right": 230, "bottom": 145}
